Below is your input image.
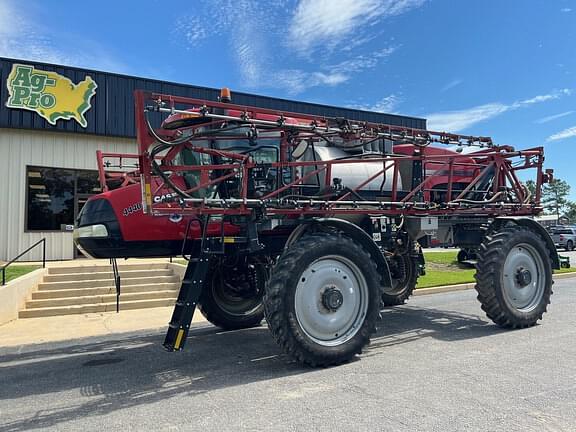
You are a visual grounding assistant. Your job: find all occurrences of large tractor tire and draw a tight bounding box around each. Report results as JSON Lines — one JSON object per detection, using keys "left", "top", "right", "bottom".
{"left": 198, "top": 257, "right": 266, "bottom": 330}
{"left": 264, "top": 233, "right": 381, "bottom": 367}
{"left": 382, "top": 253, "right": 418, "bottom": 306}
{"left": 474, "top": 225, "right": 553, "bottom": 328}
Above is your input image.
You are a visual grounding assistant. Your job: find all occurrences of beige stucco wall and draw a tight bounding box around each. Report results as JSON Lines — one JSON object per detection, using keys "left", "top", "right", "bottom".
{"left": 0, "top": 128, "right": 137, "bottom": 261}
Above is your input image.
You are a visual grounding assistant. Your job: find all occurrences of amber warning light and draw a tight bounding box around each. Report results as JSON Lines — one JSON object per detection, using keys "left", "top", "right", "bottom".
{"left": 220, "top": 87, "right": 231, "bottom": 103}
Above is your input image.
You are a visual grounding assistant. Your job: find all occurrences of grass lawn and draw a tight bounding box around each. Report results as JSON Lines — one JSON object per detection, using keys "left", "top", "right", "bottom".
{"left": 417, "top": 250, "right": 575, "bottom": 289}
{"left": 2, "top": 265, "right": 41, "bottom": 284}
{"left": 173, "top": 251, "right": 574, "bottom": 289}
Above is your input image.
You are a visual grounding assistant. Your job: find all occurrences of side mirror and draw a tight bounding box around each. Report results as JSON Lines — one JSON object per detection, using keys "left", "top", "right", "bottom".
{"left": 291, "top": 141, "right": 309, "bottom": 159}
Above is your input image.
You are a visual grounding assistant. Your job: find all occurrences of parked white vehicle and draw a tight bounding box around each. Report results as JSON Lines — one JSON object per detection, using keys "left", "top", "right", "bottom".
{"left": 550, "top": 226, "right": 576, "bottom": 251}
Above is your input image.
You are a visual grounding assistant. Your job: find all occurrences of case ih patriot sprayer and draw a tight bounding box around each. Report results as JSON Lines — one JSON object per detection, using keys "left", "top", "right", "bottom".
{"left": 75, "top": 89, "right": 559, "bottom": 367}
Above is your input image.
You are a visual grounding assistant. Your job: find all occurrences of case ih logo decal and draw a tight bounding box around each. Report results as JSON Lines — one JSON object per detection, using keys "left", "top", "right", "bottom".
{"left": 5, "top": 64, "right": 97, "bottom": 128}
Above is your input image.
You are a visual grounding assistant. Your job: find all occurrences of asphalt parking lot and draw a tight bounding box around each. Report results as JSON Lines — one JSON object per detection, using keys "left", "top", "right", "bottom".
{"left": 1, "top": 279, "right": 575, "bottom": 432}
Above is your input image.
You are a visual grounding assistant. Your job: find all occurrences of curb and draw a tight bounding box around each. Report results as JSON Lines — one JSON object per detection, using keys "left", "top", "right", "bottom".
{"left": 414, "top": 271, "right": 576, "bottom": 296}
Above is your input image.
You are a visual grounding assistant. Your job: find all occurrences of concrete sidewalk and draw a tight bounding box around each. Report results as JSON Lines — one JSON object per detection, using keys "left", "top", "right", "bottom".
{"left": 0, "top": 306, "right": 207, "bottom": 348}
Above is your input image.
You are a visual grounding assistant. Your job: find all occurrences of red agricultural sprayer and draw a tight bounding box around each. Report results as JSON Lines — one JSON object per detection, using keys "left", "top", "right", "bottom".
{"left": 75, "top": 88, "right": 558, "bottom": 366}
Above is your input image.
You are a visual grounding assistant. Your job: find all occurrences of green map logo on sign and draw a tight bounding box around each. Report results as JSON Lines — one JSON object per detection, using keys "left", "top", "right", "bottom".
{"left": 5, "top": 64, "right": 97, "bottom": 128}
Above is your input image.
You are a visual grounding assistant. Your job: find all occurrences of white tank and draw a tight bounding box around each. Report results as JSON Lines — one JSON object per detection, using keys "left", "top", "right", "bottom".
{"left": 299, "top": 146, "right": 402, "bottom": 194}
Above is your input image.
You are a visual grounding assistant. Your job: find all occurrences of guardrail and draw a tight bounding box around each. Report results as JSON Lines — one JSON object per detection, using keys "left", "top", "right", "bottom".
{"left": 1, "top": 238, "right": 46, "bottom": 285}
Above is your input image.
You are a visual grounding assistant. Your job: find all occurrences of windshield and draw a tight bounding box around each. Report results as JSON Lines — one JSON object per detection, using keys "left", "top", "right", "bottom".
{"left": 212, "top": 124, "right": 280, "bottom": 163}
{"left": 171, "top": 125, "right": 281, "bottom": 198}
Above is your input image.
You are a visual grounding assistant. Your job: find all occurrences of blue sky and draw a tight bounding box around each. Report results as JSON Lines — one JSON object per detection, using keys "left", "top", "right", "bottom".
{"left": 1, "top": 0, "right": 575, "bottom": 194}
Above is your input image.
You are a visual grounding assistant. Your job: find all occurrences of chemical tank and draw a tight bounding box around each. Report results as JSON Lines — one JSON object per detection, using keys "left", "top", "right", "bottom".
{"left": 297, "top": 145, "right": 402, "bottom": 196}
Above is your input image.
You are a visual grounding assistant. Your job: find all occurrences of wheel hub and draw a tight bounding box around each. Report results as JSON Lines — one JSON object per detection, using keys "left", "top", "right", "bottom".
{"left": 322, "top": 287, "right": 344, "bottom": 311}
{"left": 515, "top": 267, "right": 532, "bottom": 287}
{"left": 502, "top": 243, "right": 546, "bottom": 311}
{"left": 294, "top": 256, "right": 368, "bottom": 346}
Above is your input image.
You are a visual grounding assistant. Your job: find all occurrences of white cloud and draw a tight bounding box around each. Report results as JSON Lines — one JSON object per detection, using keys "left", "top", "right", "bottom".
{"left": 427, "top": 89, "right": 573, "bottom": 132}
{"left": 427, "top": 103, "right": 509, "bottom": 132}
{"left": 0, "top": 0, "right": 126, "bottom": 72}
{"left": 173, "top": 0, "right": 284, "bottom": 89}
{"left": 535, "top": 111, "right": 574, "bottom": 124}
{"left": 0, "top": 0, "right": 17, "bottom": 35}
{"left": 272, "top": 70, "right": 349, "bottom": 94}
{"left": 348, "top": 94, "right": 401, "bottom": 113}
{"left": 328, "top": 47, "right": 397, "bottom": 74}
{"left": 561, "top": 8, "right": 572, "bottom": 12}
{"left": 288, "top": 0, "right": 426, "bottom": 53}
{"left": 516, "top": 89, "right": 572, "bottom": 106}
{"left": 172, "top": 0, "right": 407, "bottom": 94}
{"left": 547, "top": 126, "right": 576, "bottom": 142}
{"left": 173, "top": 16, "right": 209, "bottom": 47}
{"left": 440, "top": 79, "right": 463, "bottom": 92}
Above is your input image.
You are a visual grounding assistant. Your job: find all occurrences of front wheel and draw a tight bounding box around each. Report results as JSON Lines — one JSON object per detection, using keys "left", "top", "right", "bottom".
{"left": 474, "top": 225, "right": 553, "bottom": 328}
{"left": 264, "top": 233, "right": 381, "bottom": 367}
{"left": 566, "top": 240, "right": 574, "bottom": 252}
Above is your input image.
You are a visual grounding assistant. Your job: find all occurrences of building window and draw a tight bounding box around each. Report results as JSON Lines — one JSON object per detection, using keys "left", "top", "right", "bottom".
{"left": 26, "top": 166, "right": 102, "bottom": 231}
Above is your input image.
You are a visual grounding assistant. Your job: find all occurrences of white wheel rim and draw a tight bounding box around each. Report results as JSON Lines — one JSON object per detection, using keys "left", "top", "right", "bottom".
{"left": 294, "top": 255, "right": 369, "bottom": 346}
{"left": 502, "top": 243, "right": 546, "bottom": 312}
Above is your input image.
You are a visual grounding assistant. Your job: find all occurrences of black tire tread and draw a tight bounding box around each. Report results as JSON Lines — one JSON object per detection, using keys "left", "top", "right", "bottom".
{"left": 198, "top": 299, "right": 264, "bottom": 330}
{"left": 198, "top": 264, "right": 265, "bottom": 330}
{"left": 263, "top": 232, "right": 380, "bottom": 367}
{"left": 381, "top": 254, "right": 418, "bottom": 306}
{"left": 474, "top": 225, "right": 553, "bottom": 329}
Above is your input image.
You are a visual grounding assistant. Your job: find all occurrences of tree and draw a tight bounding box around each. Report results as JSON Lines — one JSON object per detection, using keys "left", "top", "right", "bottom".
{"left": 542, "top": 178, "right": 571, "bottom": 218}
{"left": 563, "top": 202, "right": 576, "bottom": 224}
{"left": 524, "top": 179, "right": 536, "bottom": 197}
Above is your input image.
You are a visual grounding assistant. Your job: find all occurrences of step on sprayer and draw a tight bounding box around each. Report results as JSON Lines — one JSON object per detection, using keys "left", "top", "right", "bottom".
{"left": 74, "top": 88, "right": 559, "bottom": 367}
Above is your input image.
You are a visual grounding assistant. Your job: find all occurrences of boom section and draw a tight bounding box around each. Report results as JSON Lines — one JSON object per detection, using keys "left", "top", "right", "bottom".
{"left": 133, "top": 90, "right": 548, "bottom": 219}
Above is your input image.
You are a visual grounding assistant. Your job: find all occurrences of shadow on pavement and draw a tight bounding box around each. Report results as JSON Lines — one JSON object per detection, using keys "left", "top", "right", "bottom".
{"left": 0, "top": 305, "right": 502, "bottom": 431}
{"left": 367, "top": 306, "right": 503, "bottom": 355}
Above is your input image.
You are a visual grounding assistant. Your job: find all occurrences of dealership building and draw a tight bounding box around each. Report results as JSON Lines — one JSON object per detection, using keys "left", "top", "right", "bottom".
{"left": 0, "top": 56, "right": 426, "bottom": 261}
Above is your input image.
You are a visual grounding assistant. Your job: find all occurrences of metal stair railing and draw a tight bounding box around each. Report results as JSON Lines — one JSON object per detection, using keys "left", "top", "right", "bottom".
{"left": 1, "top": 238, "right": 46, "bottom": 285}
{"left": 110, "top": 258, "right": 121, "bottom": 312}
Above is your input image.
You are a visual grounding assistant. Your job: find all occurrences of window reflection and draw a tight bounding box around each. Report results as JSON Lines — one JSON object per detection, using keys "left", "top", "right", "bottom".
{"left": 26, "top": 166, "right": 101, "bottom": 231}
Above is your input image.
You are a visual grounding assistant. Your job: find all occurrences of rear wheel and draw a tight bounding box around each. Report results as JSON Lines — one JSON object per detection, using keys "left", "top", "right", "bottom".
{"left": 382, "top": 253, "right": 418, "bottom": 306}
{"left": 264, "top": 233, "right": 381, "bottom": 367}
{"left": 475, "top": 225, "right": 553, "bottom": 328}
{"left": 457, "top": 249, "right": 469, "bottom": 263}
{"left": 198, "top": 256, "right": 266, "bottom": 330}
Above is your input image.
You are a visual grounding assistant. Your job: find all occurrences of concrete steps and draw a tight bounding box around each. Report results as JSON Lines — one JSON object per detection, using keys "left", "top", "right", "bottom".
{"left": 19, "top": 262, "right": 181, "bottom": 318}
{"left": 43, "top": 268, "right": 174, "bottom": 282}
{"left": 31, "top": 283, "right": 179, "bottom": 299}
{"left": 37, "top": 275, "right": 179, "bottom": 290}
{"left": 19, "top": 298, "right": 177, "bottom": 318}
{"left": 46, "top": 263, "right": 169, "bottom": 274}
